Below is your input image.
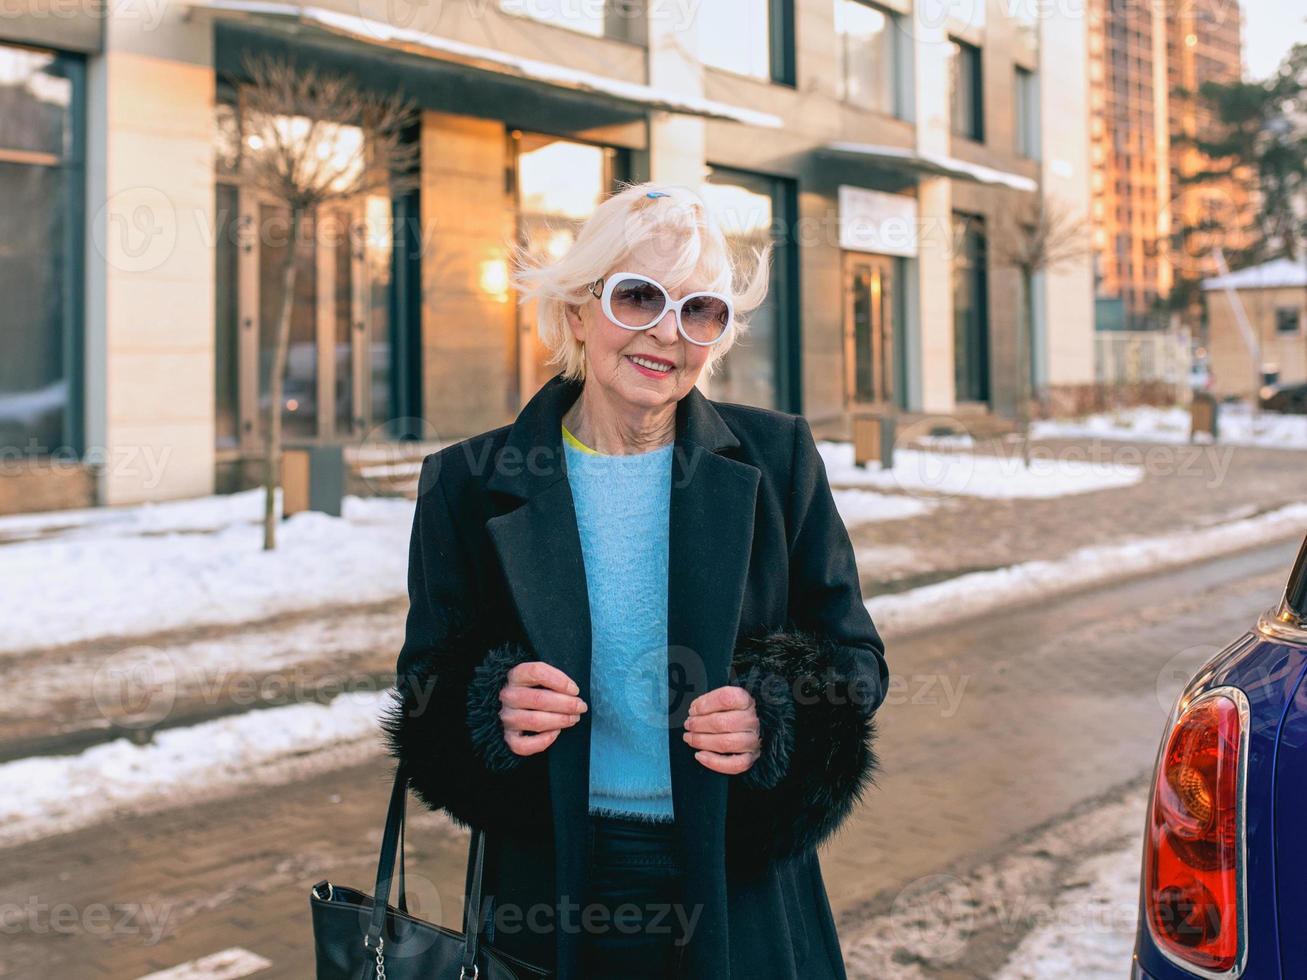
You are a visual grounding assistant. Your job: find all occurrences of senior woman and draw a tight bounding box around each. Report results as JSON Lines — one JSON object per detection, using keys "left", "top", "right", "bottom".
{"left": 382, "top": 182, "right": 888, "bottom": 980}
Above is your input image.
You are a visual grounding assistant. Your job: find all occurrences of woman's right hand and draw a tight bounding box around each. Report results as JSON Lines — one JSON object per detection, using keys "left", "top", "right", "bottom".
{"left": 500, "top": 661, "right": 588, "bottom": 757}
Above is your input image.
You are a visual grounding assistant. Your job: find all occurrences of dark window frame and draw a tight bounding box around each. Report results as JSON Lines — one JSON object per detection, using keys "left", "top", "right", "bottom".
{"left": 835, "top": 0, "right": 911, "bottom": 119}
{"left": 702, "top": 165, "right": 801, "bottom": 413}
{"left": 0, "top": 42, "right": 86, "bottom": 459}
{"left": 1276, "top": 306, "right": 1302, "bottom": 335}
{"left": 948, "top": 37, "right": 985, "bottom": 143}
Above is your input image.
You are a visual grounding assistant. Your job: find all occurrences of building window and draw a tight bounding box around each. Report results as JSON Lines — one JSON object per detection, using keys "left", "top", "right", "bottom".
{"left": 213, "top": 83, "right": 413, "bottom": 454}
{"left": 498, "top": 0, "right": 643, "bottom": 43}
{"left": 699, "top": 0, "right": 795, "bottom": 85}
{"left": 835, "top": 0, "right": 911, "bottom": 118}
{"left": 952, "top": 212, "right": 990, "bottom": 404}
{"left": 1277, "top": 306, "right": 1302, "bottom": 334}
{"left": 948, "top": 38, "right": 984, "bottom": 142}
{"left": 1014, "top": 66, "right": 1040, "bottom": 158}
{"left": 513, "top": 132, "right": 631, "bottom": 404}
{"left": 702, "top": 167, "right": 799, "bottom": 412}
{"left": 0, "top": 43, "right": 85, "bottom": 458}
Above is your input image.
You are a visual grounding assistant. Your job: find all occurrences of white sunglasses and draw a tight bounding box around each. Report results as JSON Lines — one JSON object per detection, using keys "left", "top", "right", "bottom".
{"left": 588, "top": 272, "right": 734, "bottom": 347}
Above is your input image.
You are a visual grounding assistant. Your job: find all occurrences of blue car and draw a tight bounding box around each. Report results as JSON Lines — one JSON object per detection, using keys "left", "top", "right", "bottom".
{"left": 1133, "top": 534, "right": 1307, "bottom": 979}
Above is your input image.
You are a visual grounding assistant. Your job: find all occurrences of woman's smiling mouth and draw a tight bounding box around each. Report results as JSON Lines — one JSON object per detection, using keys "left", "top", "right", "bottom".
{"left": 627, "top": 354, "right": 674, "bottom": 377}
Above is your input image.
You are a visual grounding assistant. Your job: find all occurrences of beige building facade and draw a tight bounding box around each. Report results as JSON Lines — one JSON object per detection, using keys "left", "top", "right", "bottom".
{"left": 1202, "top": 259, "right": 1307, "bottom": 399}
{"left": 1, "top": 0, "right": 1094, "bottom": 513}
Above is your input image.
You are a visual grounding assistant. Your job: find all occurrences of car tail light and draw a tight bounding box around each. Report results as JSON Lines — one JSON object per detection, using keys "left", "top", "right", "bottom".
{"left": 1143, "top": 689, "right": 1247, "bottom": 974}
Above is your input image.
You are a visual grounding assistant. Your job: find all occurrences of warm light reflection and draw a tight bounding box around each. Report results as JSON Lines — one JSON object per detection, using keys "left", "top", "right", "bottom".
{"left": 546, "top": 230, "right": 575, "bottom": 261}
{"left": 480, "top": 258, "right": 510, "bottom": 299}
{"left": 698, "top": 183, "right": 773, "bottom": 236}
{"left": 244, "top": 115, "right": 365, "bottom": 193}
{"left": 365, "top": 195, "right": 392, "bottom": 252}
{"left": 697, "top": 0, "right": 771, "bottom": 79}
{"left": 517, "top": 141, "right": 605, "bottom": 219}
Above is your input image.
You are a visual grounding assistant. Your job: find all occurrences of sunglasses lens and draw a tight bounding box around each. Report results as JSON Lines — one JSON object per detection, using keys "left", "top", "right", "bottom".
{"left": 609, "top": 278, "right": 666, "bottom": 328}
{"left": 681, "top": 295, "right": 731, "bottom": 343}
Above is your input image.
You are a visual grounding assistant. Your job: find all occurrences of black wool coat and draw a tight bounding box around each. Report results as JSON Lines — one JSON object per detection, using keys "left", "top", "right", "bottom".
{"left": 381, "top": 371, "right": 889, "bottom": 979}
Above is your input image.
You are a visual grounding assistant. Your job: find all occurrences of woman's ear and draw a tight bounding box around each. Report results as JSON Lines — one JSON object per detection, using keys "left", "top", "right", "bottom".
{"left": 564, "top": 302, "right": 585, "bottom": 341}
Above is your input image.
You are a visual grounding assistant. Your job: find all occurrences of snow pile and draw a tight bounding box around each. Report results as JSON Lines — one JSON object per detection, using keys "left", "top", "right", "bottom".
{"left": 842, "top": 783, "right": 1147, "bottom": 979}
{"left": 867, "top": 500, "right": 1307, "bottom": 635}
{"left": 992, "top": 840, "right": 1142, "bottom": 980}
{"left": 0, "top": 689, "right": 392, "bottom": 847}
{"left": 0, "top": 493, "right": 415, "bottom": 655}
{"left": 832, "top": 488, "right": 936, "bottom": 525}
{"left": 818, "top": 441, "right": 1144, "bottom": 500}
{"left": 0, "top": 486, "right": 276, "bottom": 542}
{"left": 1031, "top": 403, "right": 1307, "bottom": 450}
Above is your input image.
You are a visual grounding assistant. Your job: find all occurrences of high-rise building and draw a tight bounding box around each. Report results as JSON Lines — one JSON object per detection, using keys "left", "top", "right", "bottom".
{"left": 1088, "top": 0, "right": 1251, "bottom": 334}
{"left": 1088, "top": 0, "right": 1173, "bottom": 332}
{"left": 1167, "top": 0, "right": 1258, "bottom": 329}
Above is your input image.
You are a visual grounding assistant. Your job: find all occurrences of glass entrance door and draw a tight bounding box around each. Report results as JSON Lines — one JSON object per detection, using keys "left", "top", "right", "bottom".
{"left": 512, "top": 131, "right": 629, "bottom": 409}
{"left": 843, "top": 252, "right": 896, "bottom": 408}
{"left": 217, "top": 185, "right": 394, "bottom": 454}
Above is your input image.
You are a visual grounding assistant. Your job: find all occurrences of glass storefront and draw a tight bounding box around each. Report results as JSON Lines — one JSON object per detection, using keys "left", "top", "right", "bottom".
{"left": 214, "top": 88, "right": 405, "bottom": 456}
{"left": 0, "top": 43, "right": 84, "bottom": 457}
{"left": 512, "top": 130, "right": 630, "bottom": 406}
{"left": 702, "top": 167, "right": 797, "bottom": 412}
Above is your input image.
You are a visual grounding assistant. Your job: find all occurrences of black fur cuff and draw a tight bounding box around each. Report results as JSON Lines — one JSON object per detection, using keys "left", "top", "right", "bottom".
{"left": 379, "top": 627, "right": 549, "bottom": 839}
{"left": 724, "top": 627, "right": 882, "bottom": 874}
{"left": 731, "top": 660, "right": 797, "bottom": 791}
{"left": 466, "top": 641, "right": 536, "bottom": 773}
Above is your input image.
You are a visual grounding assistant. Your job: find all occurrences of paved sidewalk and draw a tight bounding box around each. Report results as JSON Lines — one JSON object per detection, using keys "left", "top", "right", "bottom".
{"left": 844, "top": 438, "right": 1307, "bottom": 597}
{"left": 1, "top": 537, "right": 1293, "bottom": 979}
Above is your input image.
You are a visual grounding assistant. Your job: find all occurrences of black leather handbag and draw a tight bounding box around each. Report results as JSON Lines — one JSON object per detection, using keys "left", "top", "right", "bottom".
{"left": 309, "top": 767, "right": 553, "bottom": 980}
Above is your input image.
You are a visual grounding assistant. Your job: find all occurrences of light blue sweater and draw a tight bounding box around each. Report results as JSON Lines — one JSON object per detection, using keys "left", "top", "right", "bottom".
{"left": 562, "top": 423, "right": 675, "bottom": 823}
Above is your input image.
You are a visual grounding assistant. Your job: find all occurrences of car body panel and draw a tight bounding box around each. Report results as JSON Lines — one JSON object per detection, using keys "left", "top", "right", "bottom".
{"left": 1273, "top": 666, "right": 1307, "bottom": 979}
{"left": 1133, "top": 630, "right": 1307, "bottom": 980}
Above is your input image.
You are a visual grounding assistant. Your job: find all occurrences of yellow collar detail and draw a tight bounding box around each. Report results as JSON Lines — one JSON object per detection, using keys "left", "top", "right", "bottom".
{"left": 561, "top": 421, "right": 602, "bottom": 456}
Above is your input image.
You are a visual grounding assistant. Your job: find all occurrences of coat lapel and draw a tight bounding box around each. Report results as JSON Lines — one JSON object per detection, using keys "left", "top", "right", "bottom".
{"left": 484, "top": 371, "right": 759, "bottom": 977}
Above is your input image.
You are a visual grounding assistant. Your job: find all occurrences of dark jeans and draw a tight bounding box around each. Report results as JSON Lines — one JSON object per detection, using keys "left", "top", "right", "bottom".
{"left": 580, "top": 812, "right": 691, "bottom": 979}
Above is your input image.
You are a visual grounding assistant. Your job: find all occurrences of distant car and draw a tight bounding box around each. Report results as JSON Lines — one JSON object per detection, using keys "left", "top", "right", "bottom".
{"left": 1259, "top": 381, "right": 1307, "bottom": 414}
{"left": 1132, "top": 534, "right": 1307, "bottom": 979}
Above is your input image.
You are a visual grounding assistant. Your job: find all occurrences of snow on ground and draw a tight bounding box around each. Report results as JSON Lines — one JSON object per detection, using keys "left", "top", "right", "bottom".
{"left": 866, "top": 499, "right": 1307, "bottom": 636}
{"left": 0, "top": 689, "right": 393, "bottom": 848}
{"left": 842, "top": 782, "right": 1147, "bottom": 979}
{"left": 0, "top": 608, "right": 403, "bottom": 729}
{"left": 833, "top": 488, "right": 936, "bottom": 525}
{"left": 818, "top": 441, "right": 1144, "bottom": 499}
{"left": 0, "top": 479, "right": 932, "bottom": 657}
{"left": 991, "top": 838, "right": 1141, "bottom": 980}
{"left": 1031, "top": 403, "right": 1307, "bottom": 450}
{"left": 0, "top": 490, "right": 415, "bottom": 656}
{"left": 0, "top": 486, "right": 282, "bottom": 542}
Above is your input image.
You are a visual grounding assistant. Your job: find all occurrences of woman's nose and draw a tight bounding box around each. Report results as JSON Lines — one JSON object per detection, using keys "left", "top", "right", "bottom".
{"left": 648, "top": 308, "right": 680, "bottom": 344}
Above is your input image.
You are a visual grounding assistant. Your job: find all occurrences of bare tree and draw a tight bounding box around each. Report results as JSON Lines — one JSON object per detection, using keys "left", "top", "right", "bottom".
{"left": 218, "top": 52, "right": 420, "bottom": 550}
{"left": 994, "top": 197, "right": 1092, "bottom": 466}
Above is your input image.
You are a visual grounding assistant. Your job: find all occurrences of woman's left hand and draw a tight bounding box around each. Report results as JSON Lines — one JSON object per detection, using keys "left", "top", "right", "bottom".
{"left": 683, "top": 685, "right": 762, "bottom": 775}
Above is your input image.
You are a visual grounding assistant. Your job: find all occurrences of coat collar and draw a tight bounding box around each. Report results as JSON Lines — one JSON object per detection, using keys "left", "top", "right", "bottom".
{"left": 483, "top": 371, "right": 757, "bottom": 978}
{"left": 484, "top": 370, "right": 742, "bottom": 500}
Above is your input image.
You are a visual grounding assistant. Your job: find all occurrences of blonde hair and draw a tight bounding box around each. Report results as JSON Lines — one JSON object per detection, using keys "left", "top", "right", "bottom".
{"left": 509, "top": 180, "right": 773, "bottom": 383}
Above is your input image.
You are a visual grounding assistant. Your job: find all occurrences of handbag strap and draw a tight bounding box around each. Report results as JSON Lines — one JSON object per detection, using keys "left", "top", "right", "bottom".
{"left": 367, "top": 767, "right": 486, "bottom": 973}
